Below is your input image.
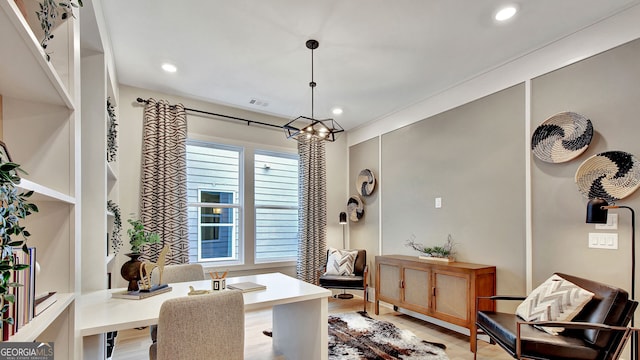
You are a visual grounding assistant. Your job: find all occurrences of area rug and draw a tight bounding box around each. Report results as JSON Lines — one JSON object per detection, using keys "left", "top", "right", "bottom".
{"left": 264, "top": 311, "right": 449, "bottom": 360}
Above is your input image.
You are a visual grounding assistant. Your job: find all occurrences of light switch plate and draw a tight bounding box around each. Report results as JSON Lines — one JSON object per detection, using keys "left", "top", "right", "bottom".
{"left": 435, "top": 197, "right": 442, "bottom": 208}
{"left": 595, "top": 214, "right": 618, "bottom": 230}
{"left": 588, "top": 233, "right": 618, "bottom": 249}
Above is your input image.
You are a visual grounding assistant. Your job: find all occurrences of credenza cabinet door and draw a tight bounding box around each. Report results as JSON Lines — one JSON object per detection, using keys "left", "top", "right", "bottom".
{"left": 378, "top": 263, "right": 401, "bottom": 303}
{"left": 402, "top": 267, "right": 431, "bottom": 313}
{"left": 432, "top": 270, "right": 470, "bottom": 325}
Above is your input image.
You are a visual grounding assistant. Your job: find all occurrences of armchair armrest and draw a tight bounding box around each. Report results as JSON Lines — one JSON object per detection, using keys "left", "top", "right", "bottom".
{"left": 478, "top": 295, "right": 527, "bottom": 301}
{"left": 363, "top": 264, "right": 369, "bottom": 287}
{"left": 515, "top": 320, "right": 638, "bottom": 359}
{"left": 476, "top": 295, "right": 527, "bottom": 314}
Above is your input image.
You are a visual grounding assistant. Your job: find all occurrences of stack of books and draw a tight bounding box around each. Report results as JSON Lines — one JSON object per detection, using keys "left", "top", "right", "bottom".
{"left": 3, "top": 247, "right": 37, "bottom": 341}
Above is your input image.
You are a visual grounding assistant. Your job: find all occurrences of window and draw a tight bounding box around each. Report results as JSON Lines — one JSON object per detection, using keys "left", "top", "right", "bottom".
{"left": 198, "top": 190, "right": 236, "bottom": 260}
{"left": 187, "top": 142, "right": 242, "bottom": 263}
{"left": 186, "top": 140, "right": 299, "bottom": 266}
{"left": 254, "top": 152, "right": 299, "bottom": 262}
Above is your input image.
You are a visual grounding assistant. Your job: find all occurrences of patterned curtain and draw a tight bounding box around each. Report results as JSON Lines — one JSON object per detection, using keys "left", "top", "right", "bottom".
{"left": 296, "top": 137, "right": 327, "bottom": 284}
{"left": 139, "top": 99, "right": 188, "bottom": 264}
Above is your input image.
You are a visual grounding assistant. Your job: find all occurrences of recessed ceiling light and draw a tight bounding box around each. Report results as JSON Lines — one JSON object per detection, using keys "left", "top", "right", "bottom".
{"left": 332, "top": 107, "right": 343, "bottom": 115}
{"left": 162, "top": 63, "right": 177, "bottom": 73}
{"left": 495, "top": 6, "right": 517, "bottom": 21}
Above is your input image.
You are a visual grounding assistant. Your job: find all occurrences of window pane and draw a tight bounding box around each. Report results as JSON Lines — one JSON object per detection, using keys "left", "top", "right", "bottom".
{"left": 255, "top": 208, "right": 298, "bottom": 260}
{"left": 187, "top": 142, "right": 242, "bottom": 263}
{"left": 255, "top": 152, "right": 299, "bottom": 262}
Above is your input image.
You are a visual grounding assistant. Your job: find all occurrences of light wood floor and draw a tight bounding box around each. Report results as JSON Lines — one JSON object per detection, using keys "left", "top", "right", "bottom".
{"left": 112, "top": 296, "right": 512, "bottom": 360}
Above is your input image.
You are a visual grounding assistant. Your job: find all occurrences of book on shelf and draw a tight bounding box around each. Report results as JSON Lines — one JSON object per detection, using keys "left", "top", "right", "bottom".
{"left": 227, "top": 282, "right": 266, "bottom": 293}
{"left": 34, "top": 291, "right": 57, "bottom": 316}
{"left": 111, "top": 285, "right": 172, "bottom": 300}
{"left": 3, "top": 247, "right": 36, "bottom": 340}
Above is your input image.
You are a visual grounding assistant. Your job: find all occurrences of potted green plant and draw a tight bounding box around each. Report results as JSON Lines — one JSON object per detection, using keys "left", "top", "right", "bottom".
{"left": 120, "top": 218, "right": 160, "bottom": 291}
{"left": 0, "top": 162, "right": 38, "bottom": 332}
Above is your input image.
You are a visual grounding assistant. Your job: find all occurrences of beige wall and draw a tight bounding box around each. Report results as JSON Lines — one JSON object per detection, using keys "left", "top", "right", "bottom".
{"left": 375, "top": 84, "right": 527, "bottom": 303}
{"left": 348, "top": 138, "right": 380, "bottom": 285}
{"left": 114, "top": 85, "right": 347, "bottom": 286}
{"left": 531, "top": 38, "right": 640, "bottom": 289}
{"left": 349, "top": 37, "right": 640, "bottom": 316}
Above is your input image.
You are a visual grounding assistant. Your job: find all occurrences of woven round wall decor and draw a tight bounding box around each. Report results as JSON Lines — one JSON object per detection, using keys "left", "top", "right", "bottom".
{"left": 575, "top": 151, "right": 640, "bottom": 202}
{"left": 356, "top": 169, "right": 376, "bottom": 197}
{"left": 531, "top": 112, "right": 593, "bottom": 163}
{"left": 347, "top": 195, "right": 364, "bottom": 222}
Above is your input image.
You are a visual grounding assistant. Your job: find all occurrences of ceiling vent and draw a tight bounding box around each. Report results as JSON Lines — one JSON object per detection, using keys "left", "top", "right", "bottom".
{"left": 249, "top": 98, "right": 269, "bottom": 107}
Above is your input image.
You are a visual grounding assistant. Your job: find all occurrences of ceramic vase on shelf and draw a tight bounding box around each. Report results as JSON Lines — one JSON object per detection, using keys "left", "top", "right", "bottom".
{"left": 120, "top": 253, "right": 144, "bottom": 291}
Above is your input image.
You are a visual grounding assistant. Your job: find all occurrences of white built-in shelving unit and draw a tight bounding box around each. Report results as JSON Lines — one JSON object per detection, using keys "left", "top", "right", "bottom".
{"left": 0, "top": 0, "right": 80, "bottom": 358}
{"left": 79, "top": 0, "right": 120, "bottom": 358}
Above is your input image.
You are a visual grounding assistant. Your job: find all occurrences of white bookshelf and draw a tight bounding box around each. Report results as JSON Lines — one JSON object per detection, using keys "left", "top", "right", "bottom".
{"left": 0, "top": 0, "right": 79, "bottom": 358}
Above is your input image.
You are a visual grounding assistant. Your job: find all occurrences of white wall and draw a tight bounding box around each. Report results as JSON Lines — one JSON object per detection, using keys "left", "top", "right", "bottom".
{"left": 114, "top": 85, "right": 347, "bottom": 286}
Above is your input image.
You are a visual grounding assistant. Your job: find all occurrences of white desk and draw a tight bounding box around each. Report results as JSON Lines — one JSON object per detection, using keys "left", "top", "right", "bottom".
{"left": 79, "top": 272, "right": 331, "bottom": 360}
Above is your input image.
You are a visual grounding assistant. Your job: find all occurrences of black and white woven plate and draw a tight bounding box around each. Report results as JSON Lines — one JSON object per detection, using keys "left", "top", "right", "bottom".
{"left": 356, "top": 169, "right": 376, "bottom": 197}
{"left": 531, "top": 112, "right": 593, "bottom": 163}
{"left": 575, "top": 151, "right": 640, "bottom": 202}
{"left": 347, "top": 195, "right": 364, "bottom": 222}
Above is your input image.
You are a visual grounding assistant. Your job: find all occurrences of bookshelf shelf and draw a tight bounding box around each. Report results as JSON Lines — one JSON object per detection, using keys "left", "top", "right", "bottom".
{"left": 9, "top": 292, "right": 74, "bottom": 342}
{"left": 0, "top": 1, "right": 74, "bottom": 108}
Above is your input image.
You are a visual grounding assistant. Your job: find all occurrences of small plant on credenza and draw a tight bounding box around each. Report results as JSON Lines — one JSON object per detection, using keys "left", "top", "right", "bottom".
{"left": 0, "top": 161, "right": 38, "bottom": 331}
{"left": 405, "top": 234, "right": 457, "bottom": 261}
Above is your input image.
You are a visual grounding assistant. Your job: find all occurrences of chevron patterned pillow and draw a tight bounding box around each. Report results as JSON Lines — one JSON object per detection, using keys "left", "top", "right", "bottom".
{"left": 516, "top": 274, "right": 594, "bottom": 335}
{"left": 324, "top": 248, "right": 358, "bottom": 276}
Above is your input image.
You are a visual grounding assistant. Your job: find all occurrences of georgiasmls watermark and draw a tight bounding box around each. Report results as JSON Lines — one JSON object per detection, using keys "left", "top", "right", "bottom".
{"left": 0, "top": 342, "right": 54, "bottom": 360}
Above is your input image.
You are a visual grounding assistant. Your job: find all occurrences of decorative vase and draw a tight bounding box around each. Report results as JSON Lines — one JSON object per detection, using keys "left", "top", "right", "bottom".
{"left": 121, "top": 252, "right": 144, "bottom": 291}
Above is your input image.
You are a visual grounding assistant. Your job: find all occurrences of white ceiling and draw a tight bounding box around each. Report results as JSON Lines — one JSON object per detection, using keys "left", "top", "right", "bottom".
{"left": 100, "top": 0, "right": 639, "bottom": 131}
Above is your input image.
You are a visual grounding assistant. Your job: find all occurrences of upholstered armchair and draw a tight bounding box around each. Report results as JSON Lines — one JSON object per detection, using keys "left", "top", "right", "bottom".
{"left": 474, "top": 272, "right": 638, "bottom": 360}
{"left": 318, "top": 249, "right": 368, "bottom": 312}
{"left": 150, "top": 290, "right": 245, "bottom": 360}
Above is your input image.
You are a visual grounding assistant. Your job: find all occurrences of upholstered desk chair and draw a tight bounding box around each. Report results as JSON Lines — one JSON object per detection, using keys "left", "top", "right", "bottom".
{"left": 150, "top": 290, "right": 245, "bottom": 360}
{"left": 149, "top": 264, "right": 206, "bottom": 358}
{"left": 319, "top": 249, "right": 368, "bottom": 312}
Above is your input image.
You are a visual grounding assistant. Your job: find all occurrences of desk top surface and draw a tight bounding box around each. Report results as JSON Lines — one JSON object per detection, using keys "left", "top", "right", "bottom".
{"left": 78, "top": 272, "right": 331, "bottom": 336}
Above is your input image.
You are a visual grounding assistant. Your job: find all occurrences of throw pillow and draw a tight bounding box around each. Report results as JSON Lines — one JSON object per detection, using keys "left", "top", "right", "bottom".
{"left": 516, "top": 274, "right": 594, "bottom": 335}
{"left": 324, "top": 248, "right": 358, "bottom": 276}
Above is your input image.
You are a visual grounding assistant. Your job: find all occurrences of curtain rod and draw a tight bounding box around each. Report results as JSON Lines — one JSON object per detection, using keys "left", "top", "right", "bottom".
{"left": 136, "top": 97, "right": 284, "bottom": 130}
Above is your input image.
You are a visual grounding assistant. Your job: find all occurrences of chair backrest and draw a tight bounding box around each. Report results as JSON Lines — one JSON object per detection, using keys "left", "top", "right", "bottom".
{"left": 556, "top": 273, "right": 634, "bottom": 349}
{"left": 353, "top": 249, "right": 367, "bottom": 276}
{"left": 156, "top": 290, "right": 245, "bottom": 360}
{"left": 151, "top": 263, "right": 205, "bottom": 284}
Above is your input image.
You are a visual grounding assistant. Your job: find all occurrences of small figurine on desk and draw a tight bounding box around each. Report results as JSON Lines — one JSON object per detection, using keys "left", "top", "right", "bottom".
{"left": 139, "top": 245, "right": 170, "bottom": 292}
{"left": 187, "top": 286, "right": 210, "bottom": 296}
{"left": 209, "top": 270, "right": 228, "bottom": 291}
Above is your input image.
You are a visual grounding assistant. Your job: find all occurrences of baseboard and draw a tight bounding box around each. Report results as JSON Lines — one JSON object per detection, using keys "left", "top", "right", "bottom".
{"left": 377, "top": 301, "right": 490, "bottom": 343}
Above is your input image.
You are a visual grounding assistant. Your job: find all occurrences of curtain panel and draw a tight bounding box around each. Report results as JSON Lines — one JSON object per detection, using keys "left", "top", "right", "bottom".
{"left": 296, "top": 137, "right": 328, "bottom": 284}
{"left": 140, "top": 99, "right": 189, "bottom": 264}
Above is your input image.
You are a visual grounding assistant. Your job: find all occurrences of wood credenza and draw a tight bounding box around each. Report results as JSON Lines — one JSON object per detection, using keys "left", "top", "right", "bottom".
{"left": 375, "top": 255, "right": 496, "bottom": 351}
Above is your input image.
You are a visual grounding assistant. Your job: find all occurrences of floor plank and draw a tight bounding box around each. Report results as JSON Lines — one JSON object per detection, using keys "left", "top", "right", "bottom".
{"left": 112, "top": 296, "right": 512, "bottom": 359}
